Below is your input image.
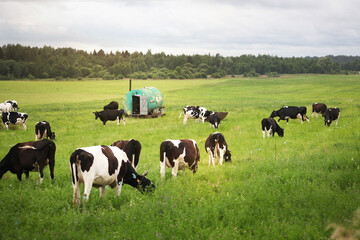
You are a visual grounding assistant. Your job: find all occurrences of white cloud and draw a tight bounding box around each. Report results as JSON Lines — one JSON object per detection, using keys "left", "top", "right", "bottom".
{"left": 0, "top": 0, "right": 359, "bottom": 57}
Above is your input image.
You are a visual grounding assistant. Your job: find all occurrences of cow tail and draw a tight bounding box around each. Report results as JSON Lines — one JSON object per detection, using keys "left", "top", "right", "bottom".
{"left": 134, "top": 141, "right": 141, "bottom": 168}
{"left": 160, "top": 142, "right": 166, "bottom": 163}
{"left": 69, "top": 150, "right": 79, "bottom": 187}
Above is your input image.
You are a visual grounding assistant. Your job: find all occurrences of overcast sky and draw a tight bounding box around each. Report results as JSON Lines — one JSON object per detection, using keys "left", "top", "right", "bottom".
{"left": 0, "top": 0, "right": 359, "bottom": 57}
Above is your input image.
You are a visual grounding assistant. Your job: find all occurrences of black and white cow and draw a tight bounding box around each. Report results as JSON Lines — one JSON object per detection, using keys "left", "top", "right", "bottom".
{"left": 103, "top": 101, "right": 119, "bottom": 110}
{"left": 1, "top": 112, "right": 28, "bottom": 130}
{"left": 180, "top": 106, "right": 200, "bottom": 124}
{"left": 180, "top": 106, "right": 210, "bottom": 124}
{"left": 70, "top": 145, "right": 155, "bottom": 205}
{"left": 208, "top": 112, "right": 221, "bottom": 129}
{"left": 93, "top": 109, "right": 125, "bottom": 126}
{"left": 160, "top": 139, "right": 200, "bottom": 178}
{"left": 111, "top": 139, "right": 141, "bottom": 170}
{"left": 0, "top": 139, "right": 56, "bottom": 183}
{"left": 270, "top": 106, "right": 310, "bottom": 124}
{"left": 312, "top": 103, "right": 327, "bottom": 118}
{"left": 35, "top": 121, "right": 55, "bottom": 140}
{"left": 5, "top": 100, "right": 18, "bottom": 111}
{"left": 324, "top": 107, "right": 340, "bottom": 127}
{"left": 261, "top": 118, "right": 284, "bottom": 138}
{"left": 179, "top": 105, "right": 198, "bottom": 118}
{"left": 0, "top": 102, "right": 12, "bottom": 113}
{"left": 205, "top": 132, "right": 231, "bottom": 166}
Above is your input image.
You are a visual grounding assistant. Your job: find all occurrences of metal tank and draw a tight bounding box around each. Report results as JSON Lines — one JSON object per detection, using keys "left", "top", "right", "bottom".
{"left": 123, "top": 87, "right": 164, "bottom": 116}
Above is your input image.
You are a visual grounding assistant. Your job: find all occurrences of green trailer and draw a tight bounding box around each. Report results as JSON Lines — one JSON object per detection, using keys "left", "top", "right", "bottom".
{"left": 123, "top": 86, "right": 164, "bottom": 117}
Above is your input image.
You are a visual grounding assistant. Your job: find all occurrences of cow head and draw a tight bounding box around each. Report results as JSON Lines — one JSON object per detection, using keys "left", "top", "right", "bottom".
{"left": 123, "top": 162, "right": 155, "bottom": 193}
{"left": 277, "top": 127, "right": 284, "bottom": 137}
{"left": 224, "top": 150, "right": 231, "bottom": 162}
{"left": 270, "top": 111, "right": 277, "bottom": 118}
{"left": 50, "top": 132, "right": 56, "bottom": 140}
{"left": 93, "top": 111, "right": 100, "bottom": 119}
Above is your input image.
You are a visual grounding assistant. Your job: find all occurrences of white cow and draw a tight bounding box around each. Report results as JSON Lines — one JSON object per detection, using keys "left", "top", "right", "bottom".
{"left": 70, "top": 145, "right": 155, "bottom": 205}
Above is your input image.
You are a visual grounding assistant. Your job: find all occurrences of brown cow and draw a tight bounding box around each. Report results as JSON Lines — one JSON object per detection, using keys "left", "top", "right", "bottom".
{"left": 0, "top": 139, "right": 56, "bottom": 182}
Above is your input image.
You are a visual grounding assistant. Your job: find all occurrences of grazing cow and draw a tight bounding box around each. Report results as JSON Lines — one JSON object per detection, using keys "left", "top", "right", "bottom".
{"left": 0, "top": 102, "right": 12, "bottom": 113}
{"left": 181, "top": 106, "right": 200, "bottom": 124}
{"left": 208, "top": 112, "right": 221, "bottom": 129}
{"left": 160, "top": 139, "right": 200, "bottom": 178}
{"left": 93, "top": 109, "right": 125, "bottom": 126}
{"left": 179, "top": 105, "right": 198, "bottom": 118}
{"left": 199, "top": 109, "right": 213, "bottom": 123}
{"left": 180, "top": 106, "right": 211, "bottom": 124}
{"left": 312, "top": 103, "right": 327, "bottom": 118}
{"left": 35, "top": 121, "right": 55, "bottom": 140}
{"left": 5, "top": 100, "right": 18, "bottom": 111}
{"left": 324, "top": 107, "right": 340, "bottom": 127}
{"left": 111, "top": 139, "right": 141, "bottom": 170}
{"left": 261, "top": 118, "right": 284, "bottom": 138}
{"left": 70, "top": 145, "right": 155, "bottom": 205}
{"left": 270, "top": 106, "right": 310, "bottom": 124}
{"left": 103, "top": 101, "right": 119, "bottom": 110}
{"left": 205, "top": 132, "right": 231, "bottom": 166}
{"left": 1, "top": 112, "right": 28, "bottom": 130}
{"left": 0, "top": 139, "right": 56, "bottom": 183}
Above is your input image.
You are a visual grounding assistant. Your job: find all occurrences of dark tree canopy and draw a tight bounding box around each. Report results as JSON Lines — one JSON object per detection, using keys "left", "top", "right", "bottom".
{"left": 0, "top": 44, "right": 359, "bottom": 80}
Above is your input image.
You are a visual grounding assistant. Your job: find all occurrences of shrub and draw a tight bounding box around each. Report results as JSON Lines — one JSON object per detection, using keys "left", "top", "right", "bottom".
{"left": 116, "top": 74, "right": 124, "bottom": 80}
{"left": 102, "top": 72, "right": 115, "bottom": 80}
{"left": 267, "top": 72, "right": 280, "bottom": 77}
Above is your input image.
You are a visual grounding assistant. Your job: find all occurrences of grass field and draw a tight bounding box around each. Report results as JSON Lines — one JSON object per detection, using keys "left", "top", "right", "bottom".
{"left": 0, "top": 74, "right": 359, "bottom": 239}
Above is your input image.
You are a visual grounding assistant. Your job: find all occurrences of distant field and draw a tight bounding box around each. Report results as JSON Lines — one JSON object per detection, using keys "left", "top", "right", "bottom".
{"left": 0, "top": 74, "right": 359, "bottom": 239}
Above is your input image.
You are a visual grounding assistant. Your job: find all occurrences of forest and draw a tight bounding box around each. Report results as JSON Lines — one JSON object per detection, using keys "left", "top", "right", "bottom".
{"left": 0, "top": 44, "right": 359, "bottom": 80}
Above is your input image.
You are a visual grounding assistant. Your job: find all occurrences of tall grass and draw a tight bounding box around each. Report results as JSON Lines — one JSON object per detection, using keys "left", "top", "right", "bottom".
{"left": 0, "top": 75, "right": 359, "bottom": 239}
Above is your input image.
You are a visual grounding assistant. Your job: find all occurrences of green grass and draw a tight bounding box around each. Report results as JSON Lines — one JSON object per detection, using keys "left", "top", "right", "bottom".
{"left": 0, "top": 74, "right": 360, "bottom": 239}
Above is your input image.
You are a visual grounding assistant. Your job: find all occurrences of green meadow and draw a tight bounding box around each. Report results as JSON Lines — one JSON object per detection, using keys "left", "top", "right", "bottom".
{"left": 0, "top": 74, "right": 359, "bottom": 239}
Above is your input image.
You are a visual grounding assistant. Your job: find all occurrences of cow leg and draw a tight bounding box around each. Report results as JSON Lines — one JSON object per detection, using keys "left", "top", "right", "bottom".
{"left": 99, "top": 187, "right": 105, "bottom": 197}
{"left": 207, "top": 148, "right": 214, "bottom": 166}
{"left": 0, "top": 165, "right": 11, "bottom": 179}
{"left": 24, "top": 171, "right": 29, "bottom": 179}
{"left": 23, "top": 123, "right": 27, "bottom": 130}
{"left": 116, "top": 116, "right": 120, "bottom": 125}
{"left": 83, "top": 179, "right": 94, "bottom": 201}
{"left": 172, "top": 160, "right": 179, "bottom": 177}
{"left": 73, "top": 181, "right": 81, "bottom": 205}
{"left": 218, "top": 147, "right": 225, "bottom": 165}
{"left": 35, "top": 130, "right": 40, "bottom": 140}
{"left": 183, "top": 115, "right": 188, "bottom": 124}
{"left": 160, "top": 155, "right": 166, "bottom": 179}
{"left": 5, "top": 123, "right": 9, "bottom": 130}
{"left": 121, "top": 117, "right": 126, "bottom": 126}
{"left": 16, "top": 172, "right": 23, "bottom": 181}
{"left": 103, "top": 121, "right": 106, "bottom": 126}
{"left": 38, "top": 167, "right": 44, "bottom": 184}
{"left": 115, "top": 181, "right": 123, "bottom": 196}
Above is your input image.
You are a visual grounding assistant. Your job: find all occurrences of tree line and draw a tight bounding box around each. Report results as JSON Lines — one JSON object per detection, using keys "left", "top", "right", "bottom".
{"left": 0, "top": 44, "right": 359, "bottom": 80}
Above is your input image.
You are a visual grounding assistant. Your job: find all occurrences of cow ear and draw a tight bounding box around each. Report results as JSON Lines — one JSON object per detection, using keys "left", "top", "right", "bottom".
{"left": 142, "top": 171, "right": 149, "bottom": 177}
